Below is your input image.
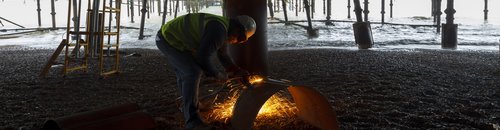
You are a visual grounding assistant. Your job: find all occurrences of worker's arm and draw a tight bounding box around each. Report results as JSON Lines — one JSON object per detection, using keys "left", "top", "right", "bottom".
{"left": 217, "top": 43, "right": 241, "bottom": 73}
{"left": 195, "top": 21, "right": 226, "bottom": 77}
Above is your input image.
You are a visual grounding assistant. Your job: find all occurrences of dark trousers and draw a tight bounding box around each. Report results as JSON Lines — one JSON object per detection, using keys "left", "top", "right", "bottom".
{"left": 155, "top": 31, "right": 203, "bottom": 129}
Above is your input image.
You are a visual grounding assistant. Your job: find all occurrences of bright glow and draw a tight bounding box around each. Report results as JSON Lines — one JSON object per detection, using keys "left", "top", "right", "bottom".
{"left": 207, "top": 90, "right": 297, "bottom": 123}
{"left": 248, "top": 75, "right": 264, "bottom": 85}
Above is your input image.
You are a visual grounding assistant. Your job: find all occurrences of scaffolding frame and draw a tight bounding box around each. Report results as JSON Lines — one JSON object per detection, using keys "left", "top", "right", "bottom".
{"left": 40, "top": 0, "right": 122, "bottom": 78}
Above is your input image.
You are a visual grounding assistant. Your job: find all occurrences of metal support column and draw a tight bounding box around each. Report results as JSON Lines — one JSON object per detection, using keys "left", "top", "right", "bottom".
{"left": 162, "top": 0, "right": 168, "bottom": 24}
{"left": 442, "top": 0, "right": 457, "bottom": 49}
{"left": 484, "top": 0, "right": 488, "bottom": 20}
{"left": 347, "top": 0, "right": 351, "bottom": 19}
{"left": 363, "top": 0, "right": 369, "bottom": 22}
{"left": 326, "top": 0, "right": 333, "bottom": 25}
{"left": 436, "top": 0, "right": 442, "bottom": 33}
{"left": 389, "top": 0, "right": 393, "bottom": 18}
{"left": 37, "top": 0, "right": 42, "bottom": 27}
{"left": 51, "top": 0, "right": 57, "bottom": 29}
{"left": 353, "top": 0, "right": 373, "bottom": 49}
{"left": 381, "top": 0, "right": 385, "bottom": 25}
{"left": 282, "top": 0, "right": 289, "bottom": 23}
{"left": 139, "top": 0, "right": 147, "bottom": 40}
{"left": 131, "top": 0, "right": 135, "bottom": 23}
{"left": 227, "top": 0, "right": 268, "bottom": 75}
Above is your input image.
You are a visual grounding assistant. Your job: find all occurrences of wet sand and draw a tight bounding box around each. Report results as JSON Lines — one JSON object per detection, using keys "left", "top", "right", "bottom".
{"left": 1, "top": 47, "right": 499, "bottom": 129}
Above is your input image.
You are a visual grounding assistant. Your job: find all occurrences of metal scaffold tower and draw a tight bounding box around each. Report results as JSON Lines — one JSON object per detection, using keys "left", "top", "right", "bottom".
{"left": 40, "top": 0, "right": 122, "bottom": 78}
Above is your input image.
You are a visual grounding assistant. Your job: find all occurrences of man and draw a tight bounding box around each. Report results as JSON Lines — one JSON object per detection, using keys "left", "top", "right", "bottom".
{"left": 155, "top": 13, "right": 256, "bottom": 130}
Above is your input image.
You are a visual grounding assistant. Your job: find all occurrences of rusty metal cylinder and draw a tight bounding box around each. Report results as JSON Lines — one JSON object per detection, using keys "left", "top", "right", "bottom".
{"left": 441, "top": 23, "right": 457, "bottom": 49}
{"left": 353, "top": 22, "right": 374, "bottom": 49}
{"left": 41, "top": 103, "right": 156, "bottom": 130}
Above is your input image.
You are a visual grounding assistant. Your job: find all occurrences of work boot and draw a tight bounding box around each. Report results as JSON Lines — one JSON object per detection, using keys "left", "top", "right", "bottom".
{"left": 189, "top": 122, "right": 218, "bottom": 130}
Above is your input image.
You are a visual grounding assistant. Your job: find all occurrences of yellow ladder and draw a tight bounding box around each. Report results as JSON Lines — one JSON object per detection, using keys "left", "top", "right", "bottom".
{"left": 40, "top": 0, "right": 90, "bottom": 77}
{"left": 62, "top": 0, "right": 93, "bottom": 75}
{"left": 98, "top": 0, "right": 122, "bottom": 77}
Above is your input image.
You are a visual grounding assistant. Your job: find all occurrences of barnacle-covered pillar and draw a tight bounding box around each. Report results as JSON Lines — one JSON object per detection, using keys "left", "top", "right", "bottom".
{"left": 352, "top": 0, "right": 373, "bottom": 49}
{"left": 442, "top": 0, "right": 457, "bottom": 49}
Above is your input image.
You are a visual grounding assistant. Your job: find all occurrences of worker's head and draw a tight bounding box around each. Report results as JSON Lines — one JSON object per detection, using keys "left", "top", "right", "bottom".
{"left": 227, "top": 15, "right": 256, "bottom": 44}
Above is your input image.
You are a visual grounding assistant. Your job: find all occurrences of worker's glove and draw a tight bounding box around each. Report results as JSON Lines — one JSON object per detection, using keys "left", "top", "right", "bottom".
{"left": 233, "top": 69, "right": 250, "bottom": 77}
{"left": 215, "top": 72, "right": 228, "bottom": 82}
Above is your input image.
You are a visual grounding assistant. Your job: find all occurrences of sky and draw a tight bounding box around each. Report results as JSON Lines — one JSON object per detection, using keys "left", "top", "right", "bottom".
{"left": 0, "top": 0, "right": 499, "bottom": 51}
{"left": 1, "top": 0, "right": 499, "bottom": 28}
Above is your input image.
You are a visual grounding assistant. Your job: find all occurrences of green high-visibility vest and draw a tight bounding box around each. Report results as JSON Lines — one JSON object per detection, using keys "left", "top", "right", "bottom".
{"left": 160, "top": 13, "right": 229, "bottom": 51}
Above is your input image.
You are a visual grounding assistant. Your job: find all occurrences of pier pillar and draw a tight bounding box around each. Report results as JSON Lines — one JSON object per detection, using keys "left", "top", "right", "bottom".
{"left": 162, "top": 0, "right": 168, "bottom": 24}
{"left": 311, "top": 0, "right": 315, "bottom": 19}
{"left": 139, "top": 0, "right": 147, "bottom": 40}
{"left": 323, "top": 0, "right": 325, "bottom": 14}
{"left": 484, "top": 0, "right": 488, "bottom": 20}
{"left": 51, "top": 0, "right": 56, "bottom": 29}
{"left": 436, "top": 0, "right": 442, "bottom": 33}
{"left": 295, "top": 0, "right": 299, "bottom": 16}
{"left": 363, "top": 0, "right": 369, "bottom": 22}
{"left": 326, "top": 0, "right": 333, "bottom": 25}
{"left": 353, "top": 0, "right": 373, "bottom": 49}
{"left": 127, "top": 0, "right": 130, "bottom": 17}
{"left": 347, "top": 0, "right": 351, "bottom": 19}
{"left": 268, "top": 0, "right": 274, "bottom": 18}
{"left": 227, "top": 0, "right": 268, "bottom": 74}
{"left": 389, "top": 0, "right": 393, "bottom": 18}
{"left": 432, "top": 0, "right": 436, "bottom": 22}
{"left": 37, "top": 0, "right": 42, "bottom": 27}
{"left": 304, "top": 0, "right": 318, "bottom": 37}
{"left": 381, "top": 0, "right": 385, "bottom": 25}
{"left": 131, "top": 0, "right": 135, "bottom": 23}
{"left": 442, "top": 0, "right": 457, "bottom": 49}
{"left": 282, "top": 0, "right": 289, "bottom": 23}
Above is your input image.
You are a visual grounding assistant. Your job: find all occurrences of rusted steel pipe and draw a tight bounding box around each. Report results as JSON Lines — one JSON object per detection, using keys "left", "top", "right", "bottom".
{"left": 227, "top": 0, "right": 268, "bottom": 75}
{"left": 42, "top": 103, "right": 155, "bottom": 130}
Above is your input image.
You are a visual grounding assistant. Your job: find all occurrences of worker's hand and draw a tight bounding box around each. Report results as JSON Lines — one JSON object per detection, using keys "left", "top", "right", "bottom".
{"left": 215, "top": 72, "right": 228, "bottom": 82}
{"left": 233, "top": 69, "right": 249, "bottom": 77}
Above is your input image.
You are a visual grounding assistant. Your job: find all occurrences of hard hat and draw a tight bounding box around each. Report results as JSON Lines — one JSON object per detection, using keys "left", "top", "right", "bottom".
{"left": 235, "top": 15, "right": 256, "bottom": 40}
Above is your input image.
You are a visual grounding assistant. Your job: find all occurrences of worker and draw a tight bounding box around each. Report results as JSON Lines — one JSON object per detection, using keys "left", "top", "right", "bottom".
{"left": 155, "top": 13, "right": 256, "bottom": 130}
